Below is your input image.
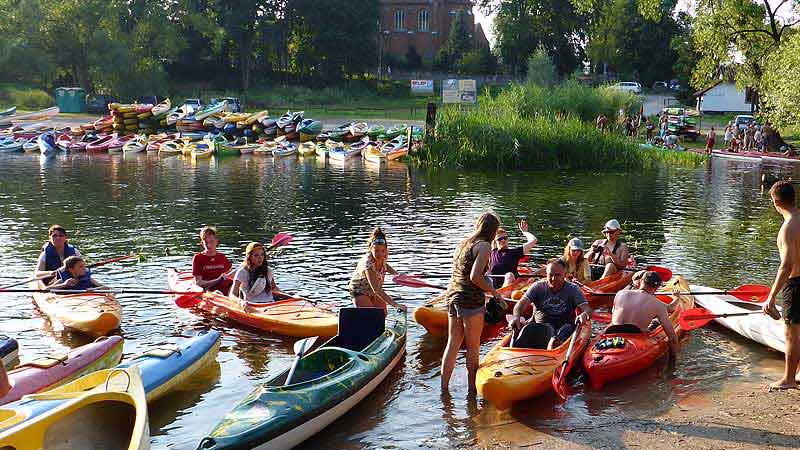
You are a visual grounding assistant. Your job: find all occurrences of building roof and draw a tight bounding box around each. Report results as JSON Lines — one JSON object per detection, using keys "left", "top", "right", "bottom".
{"left": 693, "top": 80, "right": 723, "bottom": 97}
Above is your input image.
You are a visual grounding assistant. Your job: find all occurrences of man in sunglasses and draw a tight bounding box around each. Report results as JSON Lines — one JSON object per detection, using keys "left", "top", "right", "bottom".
{"left": 585, "top": 219, "right": 630, "bottom": 280}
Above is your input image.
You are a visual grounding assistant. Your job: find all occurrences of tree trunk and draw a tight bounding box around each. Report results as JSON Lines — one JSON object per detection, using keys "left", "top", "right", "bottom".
{"left": 240, "top": 36, "right": 252, "bottom": 91}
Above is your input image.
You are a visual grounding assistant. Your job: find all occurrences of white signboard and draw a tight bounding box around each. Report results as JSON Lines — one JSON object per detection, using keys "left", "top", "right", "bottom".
{"left": 411, "top": 80, "right": 434, "bottom": 95}
{"left": 442, "top": 79, "right": 477, "bottom": 105}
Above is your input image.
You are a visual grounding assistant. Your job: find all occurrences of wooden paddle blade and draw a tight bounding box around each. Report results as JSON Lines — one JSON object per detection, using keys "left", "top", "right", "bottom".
{"left": 392, "top": 274, "right": 446, "bottom": 290}
{"left": 729, "top": 284, "right": 770, "bottom": 303}
{"left": 645, "top": 266, "right": 673, "bottom": 282}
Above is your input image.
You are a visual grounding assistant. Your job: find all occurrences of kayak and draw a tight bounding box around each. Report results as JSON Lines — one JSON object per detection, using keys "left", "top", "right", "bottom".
{"left": 0, "top": 366, "right": 149, "bottom": 450}
{"left": 273, "top": 143, "right": 298, "bottom": 158}
{"left": 691, "top": 283, "right": 785, "bottom": 353}
{"left": 413, "top": 277, "right": 531, "bottom": 337}
{"left": 168, "top": 269, "right": 338, "bottom": 338}
{"left": 583, "top": 270, "right": 635, "bottom": 308}
{"left": 195, "top": 307, "right": 406, "bottom": 450}
{"left": 711, "top": 150, "right": 762, "bottom": 163}
{"left": 30, "top": 280, "right": 122, "bottom": 336}
{"left": 362, "top": 145, "right": 386, "bottom": 163}
{"left": 475, "top": 314, "right": 592, "bottom": 409}
{"left": 582, "top": 276, "right": 695, "bottom": 389}
{"left": 298, "top": 141, "right": 316, "bottom": 156}
{"left": 0, "top": 335, "right": 124, "bottom": 405}
{"left": 1, "top": 336, "right": 19, "bottom": 368}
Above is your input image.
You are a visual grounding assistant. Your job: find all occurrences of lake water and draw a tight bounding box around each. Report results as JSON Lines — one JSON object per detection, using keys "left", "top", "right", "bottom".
{"left": 0, "top": 151, "right": 793, "bottom": 449}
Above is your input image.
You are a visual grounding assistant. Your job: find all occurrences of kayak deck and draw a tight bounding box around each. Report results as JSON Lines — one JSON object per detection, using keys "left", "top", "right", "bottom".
{"left": 30, "top": 280, "right": 122, "bottom": 336}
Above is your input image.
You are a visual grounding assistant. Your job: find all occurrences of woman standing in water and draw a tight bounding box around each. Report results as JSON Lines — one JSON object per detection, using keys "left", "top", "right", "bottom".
{"left": 441, "top": 212, "right": 501, "bottom": 395}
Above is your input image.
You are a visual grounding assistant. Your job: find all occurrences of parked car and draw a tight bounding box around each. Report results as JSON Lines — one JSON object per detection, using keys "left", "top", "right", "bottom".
{"left": 211, "top": 97, "right": 241, "bottom": 113}
{"left": 85, "top": 94, "right": 117, "bottom": 114}
{"left": 652, "top": 81, "right": 668, "bottom": 90}
{"left": 612, "top": 81, "right": 642, "bottom": 94}
{"left": 734, "top": 115, "right": 757, "bottom": 131}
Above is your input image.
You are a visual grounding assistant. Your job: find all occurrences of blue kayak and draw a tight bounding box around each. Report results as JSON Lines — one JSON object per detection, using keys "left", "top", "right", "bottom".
{"left": 0, "top": 336, "right": 18, "bottom": 368}
{"left": 0, "top": 330, "right": 221, "bottom": 432}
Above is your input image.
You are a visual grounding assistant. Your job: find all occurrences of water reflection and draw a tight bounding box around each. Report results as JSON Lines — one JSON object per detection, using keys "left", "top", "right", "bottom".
{"left": 0, "top": 153, "right": 794, "bottom": 449}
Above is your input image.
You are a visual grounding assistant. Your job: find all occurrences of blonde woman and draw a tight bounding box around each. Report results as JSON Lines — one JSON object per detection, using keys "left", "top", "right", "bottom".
{"left": 563, "top": 238, "right": 591, "bottom": 284}
{"left": 348, "top": 227, "right": 407, "bottom": 313}
{"left": 441, "top": 212, "right": 501, "bottom": 395}
{"left": 230, "top": 242, "right": 277, "bottom": 307}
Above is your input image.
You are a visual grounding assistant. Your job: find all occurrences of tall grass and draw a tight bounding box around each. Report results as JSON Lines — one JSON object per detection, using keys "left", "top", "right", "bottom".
{"left": 416, "top": 82, "right": 705, "bottom": 170}
{"left": 0, "top": 84, "right": 54, "bottom": 110}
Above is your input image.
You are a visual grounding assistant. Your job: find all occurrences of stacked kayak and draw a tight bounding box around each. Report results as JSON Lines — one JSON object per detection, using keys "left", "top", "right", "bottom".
{"left": 691, "top": 283, "right": 785, "bottom": 353}
{"left": 582, "top": 276, "right": 695, "bottom": 389}
{"left": 0, "top": 366, "right": 149, "bottom": 450}
{"left": 30, "top": 280, "right": 122, "bottom": 336}
{"left": 475, "top": 316, "right": 592, "bottom": 409}
{"left": 195, "top": 307, "right": 406, "bottom": 450}
{"left": 168, "top": 269, "right": 338, "bottom": 338}
{"left": 413, "top": 277, "right": 531, "bottom": 337}
{"left": 0, "top": 335, "right": 123, "bottom": 405}
{"left": 1, "top": 336, "right": 19, "bottom": 368}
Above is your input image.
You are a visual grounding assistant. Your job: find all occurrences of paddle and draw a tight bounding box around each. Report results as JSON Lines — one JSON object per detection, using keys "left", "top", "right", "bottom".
{"left": 392, "top": 274, "right": 446, "bottom": 290}
{"left": 678, "top": 307, "right": 771, "bottom": 331}
{"left": 485, "top": 265, "right": 672, "bottom": 281}
{"left": 284, "top": 336, "right": 318, "bottom": 386}
{"left": 552, "top": 320, "right": 581, "bottom": 401}
{"left": 175, "top": 233, "right": 294, "bottom": 308}
{"left": 506, "top": 314, "right": 518, "bottom": 346}
{"left": 0, "top": 253, "right": 137, "bottom": 290}
{"left": 583, "top": 284, "right": 770, "bottom": 301}
{"left": 0, "top": 288, "right": 207, "bottom": 295}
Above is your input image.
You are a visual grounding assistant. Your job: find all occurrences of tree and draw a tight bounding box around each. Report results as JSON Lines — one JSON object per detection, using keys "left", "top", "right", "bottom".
{"left": 436, "top": 9, "right": 472, "bottom": 70}
{"left": 670, "top": 11, "right": 698, "bottom": 89}
{"left": 457, "top": 47, "right": 497, "bottom": 74}
{"left": 526, "top": 46, "right": 556, "bottom": 86}
{"left": 405, "top": 45, "right": 423, "bottom": 70}
{"left": 760, "top": 32, "right": 800, "bottom": 126}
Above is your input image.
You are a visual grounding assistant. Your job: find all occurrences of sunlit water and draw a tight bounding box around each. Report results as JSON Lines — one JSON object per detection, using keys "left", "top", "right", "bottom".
{"left": 0, "top": 151, "right": 794, "bottom": 449}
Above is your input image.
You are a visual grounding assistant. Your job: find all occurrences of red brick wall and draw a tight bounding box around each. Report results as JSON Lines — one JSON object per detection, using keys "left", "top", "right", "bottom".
{"left": 379, "top": 0, "right": 487, "bottom": 63}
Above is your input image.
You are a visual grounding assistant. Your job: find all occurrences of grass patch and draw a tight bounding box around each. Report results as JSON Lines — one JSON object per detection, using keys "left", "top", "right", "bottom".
{"left": 416, "top": 82, "right": 705, "bottom": 170}
{"left": 0, "top": 83, "right": 54, "bottom": 110}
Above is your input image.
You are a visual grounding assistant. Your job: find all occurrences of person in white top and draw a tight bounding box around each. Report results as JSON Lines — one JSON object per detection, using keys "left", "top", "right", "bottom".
{"left": 230, "top": 242, "right": 277, "bottom": 307}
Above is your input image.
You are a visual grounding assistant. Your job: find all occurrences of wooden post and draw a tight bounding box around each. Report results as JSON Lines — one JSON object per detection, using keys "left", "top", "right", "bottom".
{"left": 407, "top": 124, "right": 414, "bottom": 154}
{"left": 425, "top": 102, "right": 437, "bottom": 142}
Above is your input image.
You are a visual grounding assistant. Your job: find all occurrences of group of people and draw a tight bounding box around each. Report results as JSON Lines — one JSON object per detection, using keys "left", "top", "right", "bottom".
{"left": 723, "top": 121, "right": 766, "bottom": 153}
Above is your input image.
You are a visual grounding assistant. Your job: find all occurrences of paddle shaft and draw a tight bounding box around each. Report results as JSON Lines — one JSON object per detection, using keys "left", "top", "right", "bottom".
{"left": 0, "top": 254, "right": 136, "bottom": 290}
{"left": 586, "top": 289, "right": 766, "bottom": 297}
{"left": 0, "top": 288, "right": 200, "bottom": 295}
{"left": 684, "top": 311, "right": 765, "bottom": 320}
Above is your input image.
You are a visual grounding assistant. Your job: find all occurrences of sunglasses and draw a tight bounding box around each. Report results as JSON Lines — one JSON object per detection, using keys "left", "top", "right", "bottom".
{"left": 496, "top": 236, "right": 508, "bottom": 242}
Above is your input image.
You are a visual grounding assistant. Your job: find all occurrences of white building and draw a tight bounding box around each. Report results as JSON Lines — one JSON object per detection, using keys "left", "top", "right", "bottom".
{"left": 694, "top": 81, "right": 753, "bottom": 113}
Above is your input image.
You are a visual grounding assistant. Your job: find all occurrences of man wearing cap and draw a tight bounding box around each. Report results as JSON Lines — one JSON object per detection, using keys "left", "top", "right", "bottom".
{"left": 586, "top": 219, "right": 631, "bottom": 280}
{"left": 608, "top": 271, "right": 680, "bottom": 358}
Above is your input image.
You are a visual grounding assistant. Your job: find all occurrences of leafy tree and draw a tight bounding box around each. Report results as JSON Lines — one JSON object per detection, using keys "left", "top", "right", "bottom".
{"left": 457, "top": 47, "right": 497, "bottom": 74}
{"left": 526, "top": 46, "right": 557, "bottom": 86}
{"left": 760, "top": 32, "right": 800, "bottom": 126}
{"left": 405, "top": 46, "right": 423, "bottom": 70}
{"left": 436, "top": 9, "right": 472, "bottom": 70}
{"left": 670, "top": 11, "right": 698, "bottom": 89}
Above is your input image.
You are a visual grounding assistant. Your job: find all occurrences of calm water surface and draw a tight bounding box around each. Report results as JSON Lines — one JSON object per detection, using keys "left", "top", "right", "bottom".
{"left": 0, "top": 152, "right": 794, "bottom": 449}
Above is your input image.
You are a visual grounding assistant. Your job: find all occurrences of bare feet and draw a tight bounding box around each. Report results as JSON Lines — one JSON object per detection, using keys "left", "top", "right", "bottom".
{"left": 768, "top": 379, "right": 798, "bottom": 391}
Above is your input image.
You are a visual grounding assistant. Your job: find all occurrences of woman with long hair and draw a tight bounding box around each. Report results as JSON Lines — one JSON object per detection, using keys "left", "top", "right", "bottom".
{"left": 441, "top": 212, "right": 501, "bottom": 395}
{"left": 488, "top": 219, "right": 537, "bottom": 288}
{"left": 562, "top": 238, "right": 591, "bottom": 284}
{"left": 230, "top": 242, "right": 277, "bottom": 307}
{"left": 348, "top": 227, "right": 406, "bottom": 313}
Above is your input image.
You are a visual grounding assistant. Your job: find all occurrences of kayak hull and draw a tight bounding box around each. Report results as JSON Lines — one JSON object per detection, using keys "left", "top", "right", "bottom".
{"left": 583, "top": 276, "right": 694, "bottom": 389}
{"left": 31, "top": 281, "right": 122, "bottom": 336}
{"left": 0, "top": 336, "right": 124, "bottom": 405}
{"left": 196, "top": 309, "right": 406, "bottom": 450}
{"left": 168, "top": 270, "right": 338, "bottom": 338}
{"left": 476, "top": 318, "right": 591, "bottom": 410}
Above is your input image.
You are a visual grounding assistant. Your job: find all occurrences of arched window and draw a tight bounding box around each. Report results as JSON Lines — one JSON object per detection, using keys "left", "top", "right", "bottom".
{"left": 394, "top": 9, "right": 405, "bottom": 30}
{"left": 418, "top": 9, "right": 429, "bottom": 31}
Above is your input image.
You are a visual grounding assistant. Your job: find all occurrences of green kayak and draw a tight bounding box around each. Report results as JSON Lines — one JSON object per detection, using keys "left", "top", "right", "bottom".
{"left": 385, "top": 123, "right": 408, "bottom": 139}
{"left": 216, "top": 137, "right": 245, "bottom": 156}
{"left": 367, "top": 124, "right": 385, "bottom": 139}
{"left": 196, "top": 308, "right": 407, "bottom": 450}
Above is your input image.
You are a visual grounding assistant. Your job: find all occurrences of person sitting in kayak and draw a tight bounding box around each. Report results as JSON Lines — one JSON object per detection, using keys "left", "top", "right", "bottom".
{"left": 193, "top": 226, "right": 233, "bottom": 294}
{"left": 488, "top": 220, "right": 537, "bottom": 288}
{"left": 48, "top": 256, "right": 108, "bottom": 291}
{"left": 348, "top": 227, "right": 406, "bottom": 313}
{"left": 562, "top": 238, "right": 591, "bottom": 284}
{"left": 510, "top": 258, "right": 592, "bottom": 349}
{"left": 34, "top": 224, "right": 81, "bottom": 282}
{"left": 608, "top": 271, "right": 679, "bottom": 358}
{"left": 0, "top": 363, "right": 8, "bottom": 397}
{"left": 230, "top": 242, "right": 277, "bottom": 308}
{"left": 585, "top": 219, "right": 630, "bottom": 281}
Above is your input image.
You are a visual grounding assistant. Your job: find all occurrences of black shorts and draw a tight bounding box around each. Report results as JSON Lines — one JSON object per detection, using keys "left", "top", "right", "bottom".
{"left": 781, "top": 277, "right": 800, "bottom": 324}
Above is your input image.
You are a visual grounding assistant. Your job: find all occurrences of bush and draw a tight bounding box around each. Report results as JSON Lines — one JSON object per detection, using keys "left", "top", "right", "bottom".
{"left": 526, "top": 47, "right": 556, "bottom": 87}
{"left": 0, "top": 85, "right": 54, "bottom": 110}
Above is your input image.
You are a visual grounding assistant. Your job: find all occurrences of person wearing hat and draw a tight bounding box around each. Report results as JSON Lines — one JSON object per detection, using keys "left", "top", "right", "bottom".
{"left": 586, "top": 219, "right": 631, "bottom": 280}
{"left": 488, "top": 219, "right": 538, "bottom": 288}
{"left": 607, "top": 270, "right": 680, "bottom": 358}
{"left": 562, "top": 238, "right": 591, "bottom": 284}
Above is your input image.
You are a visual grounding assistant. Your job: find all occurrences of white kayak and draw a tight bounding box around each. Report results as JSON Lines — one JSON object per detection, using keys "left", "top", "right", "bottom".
{"left": 691, "top": 284, "right": 785, "bottom": 353}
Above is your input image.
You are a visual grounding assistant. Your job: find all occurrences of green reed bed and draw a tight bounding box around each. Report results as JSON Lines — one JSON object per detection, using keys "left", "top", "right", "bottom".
{"left": 415, "top": 82, "right": 705, "bottom": 170}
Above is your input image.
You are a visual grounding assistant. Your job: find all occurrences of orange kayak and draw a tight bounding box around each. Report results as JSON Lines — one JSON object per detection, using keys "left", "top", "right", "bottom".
{"left": 583, "top": 276, "right": 694, "bottom": 389}
{"left": 167, "top": 269, "right": 339, "bottom": 338}
{"left": 582, "top": 271, "right": 634, "bottom": 308}
{"left": 30, "top": 280, "right": 122, "bottom": 336}
{"left": 475, "top": 317, "right": 592, "bottom": 409}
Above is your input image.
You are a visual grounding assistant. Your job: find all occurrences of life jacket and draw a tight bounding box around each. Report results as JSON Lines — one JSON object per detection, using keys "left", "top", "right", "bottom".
{"left": 593, "top": 239, "right": 623, "bottom": 265}
{"left": 43, "top": 243, "right": 78, "bottom": 271}
{"left": 55, "top": 268, "right": 92, "bottom": 290}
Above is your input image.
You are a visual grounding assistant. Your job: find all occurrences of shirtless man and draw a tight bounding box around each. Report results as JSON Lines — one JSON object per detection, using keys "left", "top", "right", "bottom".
{"left": 0, "top": 364, "right": 9, "bottom": 397}
{"left": 586, "top": 219, "right": 630, "bottom": 280}
{"left": 763, "top": 180, "right": 800, "bottom": 390}
{"left": 610, "top": 271, "right": 680, "bottom": 358}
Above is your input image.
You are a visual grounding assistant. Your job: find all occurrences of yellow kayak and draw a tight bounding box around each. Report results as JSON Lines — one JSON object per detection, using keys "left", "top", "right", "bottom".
{"left": 31, "top": 281, "right": 121, "bottom": 336}
{"left": 189, "top": 139, "right": 215, "bottom": 159}
{"left": 362, "top": 145, "right": 386, "bottom": 163}
{"left": 298, "top": 141, "right": 316, "bottom": 156}
{"left": 0, "top": 366, "right": 150, "bottom": 450}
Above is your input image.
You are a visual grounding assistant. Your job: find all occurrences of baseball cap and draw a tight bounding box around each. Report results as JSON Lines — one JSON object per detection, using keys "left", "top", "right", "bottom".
{"left": 568, "top": 238, "right": 585, "bottom": 251}
{"left": 603, "top": 219, "right": 621, "bottom": 232}
{"left": 642, "top": 271, "right": 663, "bottom": 288}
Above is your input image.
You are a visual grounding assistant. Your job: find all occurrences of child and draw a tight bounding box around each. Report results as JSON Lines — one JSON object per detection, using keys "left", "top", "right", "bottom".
{"left": 348, "top": 227, "right": 406, "bottom": 313}
{"left": 192, "top": 226, "right": 233, "bottom": 293}
{"left": 49, "top": 256, "right": 107, "bottom": 291}
{"left": 705, "top": 127, "right": 716, "bottom": 155}
{"left": 230, "top": 242, "right": 277, "bottom": 308}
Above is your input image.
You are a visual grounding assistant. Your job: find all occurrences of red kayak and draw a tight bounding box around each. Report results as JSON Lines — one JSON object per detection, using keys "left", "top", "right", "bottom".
{"left": 86, "top": 134, "right": 114, "bottom": 153}
{"left": 0, "top": 335, "right": 123, "bottom": 405}
{"left": 582, "top": 276, "right": 694, "bottom": 389}
{"left": 582, "top": 271, "right": 634, "bottom": 308}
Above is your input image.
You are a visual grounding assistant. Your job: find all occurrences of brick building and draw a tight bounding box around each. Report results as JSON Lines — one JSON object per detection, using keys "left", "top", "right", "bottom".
{"left": 379, "top": 0, "right": 489, "bottom": 63}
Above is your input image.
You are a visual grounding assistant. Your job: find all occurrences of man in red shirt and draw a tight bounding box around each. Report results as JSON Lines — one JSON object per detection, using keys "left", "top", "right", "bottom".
{"left": 192, "top": 226, "right": 233, "bottom": 293}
